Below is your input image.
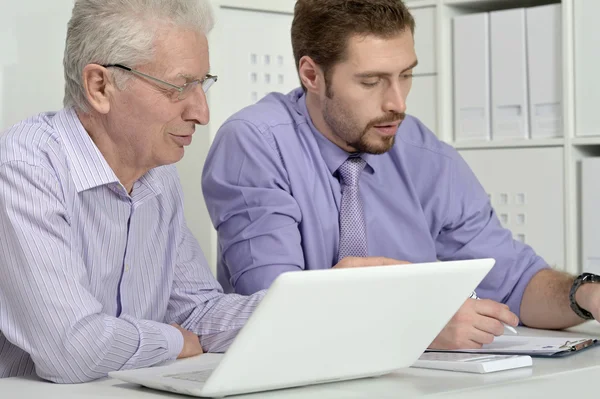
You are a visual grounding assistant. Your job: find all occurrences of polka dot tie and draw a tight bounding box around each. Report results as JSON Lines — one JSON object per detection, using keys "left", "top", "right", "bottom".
{"left": 337, "top": 156, "right": 368, "bottom": 262}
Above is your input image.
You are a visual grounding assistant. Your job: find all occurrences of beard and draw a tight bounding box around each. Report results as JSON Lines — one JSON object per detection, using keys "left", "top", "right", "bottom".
{"left": 322, "top": 90, "right": 404, "bottom": 155}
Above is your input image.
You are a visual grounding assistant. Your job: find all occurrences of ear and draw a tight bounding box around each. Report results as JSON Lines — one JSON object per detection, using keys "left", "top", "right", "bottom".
{"left": 81, "top": 64, "right": 114, "bottom": 114}
{"left": 298, "top": 56, "right": 325, "bottom": 95}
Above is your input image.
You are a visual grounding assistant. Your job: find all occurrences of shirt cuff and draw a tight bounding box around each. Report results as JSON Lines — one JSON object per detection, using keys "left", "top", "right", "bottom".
{"left": 155, "top": 323, "right": 184, "bottom": 361}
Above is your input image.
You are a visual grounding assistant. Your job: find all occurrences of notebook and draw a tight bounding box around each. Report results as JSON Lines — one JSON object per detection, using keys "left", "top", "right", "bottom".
{"left": 427, "top": 336, "right": 598, "bottom": 357}
{"left": 413, "top": 352, "right": 532, "bottom": 373}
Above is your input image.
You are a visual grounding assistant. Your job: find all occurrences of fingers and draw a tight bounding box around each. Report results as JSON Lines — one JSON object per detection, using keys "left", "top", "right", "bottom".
{"left": 430, "top": 299, "right": 515, "bottom": 350}
{"left": 465, "top": 340, "right": 485, "bottom": 349}
{"left": 430, "top": 325, "right": 495, "bottom": 350}
{"left": 171, "top": 324, "right": 204, "bottom": 359}
{"left": 334, "top": 256, "right": 411, "bottom": 268}
{"left": 472, "top": 315, "right": 506, "bottom": 337}
{"left": 474, "top": 299, "right": 519, "bottom": 327}
{"left": 374, "top": 257, "right": 411, "bottom": 265}
{"left": 468, "top": 327, "right": 496, "bottom": 346}
{"left": 429, "top": 326, "right": 488, "bottom": 350}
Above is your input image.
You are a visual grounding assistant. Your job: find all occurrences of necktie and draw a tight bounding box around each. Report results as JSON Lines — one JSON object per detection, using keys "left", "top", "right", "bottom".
{"left": 337, "top": 156, "right": 368, "bottom": 262}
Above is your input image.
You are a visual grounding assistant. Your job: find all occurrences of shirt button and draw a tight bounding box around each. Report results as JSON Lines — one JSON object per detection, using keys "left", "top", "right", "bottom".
{"left": 124, "top": 264, "right": 130, "bottom": 272}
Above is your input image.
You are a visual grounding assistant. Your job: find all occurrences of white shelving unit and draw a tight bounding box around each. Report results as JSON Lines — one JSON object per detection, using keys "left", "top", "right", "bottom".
{"left": 405, "top": 0, "right": 600, "bottom": 276}
{"left": 207, "top": 0, "right": 596, "bottom": 276}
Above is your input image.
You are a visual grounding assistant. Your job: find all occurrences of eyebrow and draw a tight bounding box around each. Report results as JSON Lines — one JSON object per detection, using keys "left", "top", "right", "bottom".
{"left": 176, "top": 68, "right": 212, "bottom": 82}
{"left": 354, "top": 60, "right": 419, "bottom": 78}
{"left": 178, "top": 73, "right": 203, "bottom": 82}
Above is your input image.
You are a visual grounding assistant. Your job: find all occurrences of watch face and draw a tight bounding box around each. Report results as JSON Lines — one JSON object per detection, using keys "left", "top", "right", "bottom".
{"left": 583, "top": 273, "right": 600, "bottom": 283}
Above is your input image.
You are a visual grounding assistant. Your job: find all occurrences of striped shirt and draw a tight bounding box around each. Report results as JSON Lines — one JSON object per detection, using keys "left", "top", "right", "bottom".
{"left": 0, "top": 108, "right": 265, "bottom": 383}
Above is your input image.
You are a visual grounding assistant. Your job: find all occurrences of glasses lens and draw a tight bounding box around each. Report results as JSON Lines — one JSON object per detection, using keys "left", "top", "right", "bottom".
{"left": 202, "top": 76, "right": 217, "bottom": 93}
{"left": 177, "top": 82, "right": 199, "bottom": 100}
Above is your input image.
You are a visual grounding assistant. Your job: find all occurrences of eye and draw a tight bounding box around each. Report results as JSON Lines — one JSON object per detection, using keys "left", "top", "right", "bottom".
{"left": 361, "top": 80, "right": 380, "bottom": 87}
{"left": 401, "top": 73, "right": 414, "bottom": 79}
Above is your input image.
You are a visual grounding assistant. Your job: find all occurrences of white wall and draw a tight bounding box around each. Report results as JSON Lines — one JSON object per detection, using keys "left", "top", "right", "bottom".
{"left": 177, "top": 125, "right": 213, "bottom": 263}
{"left": 0, "top": 1, "right": 72, "bottom": 129}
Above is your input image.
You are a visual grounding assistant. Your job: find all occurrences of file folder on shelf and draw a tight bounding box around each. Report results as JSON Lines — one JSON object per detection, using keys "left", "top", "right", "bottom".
{"left": 581, "top": 158, "right": 600, "bottom": 275}
{"left": 453, "top": 12, "right": 491, "bottom": 142}
{"left": 490, "top": 8, "right": 529, "bottom": 140}
{"left": 526, "top": 4, "right": 563, "bottom": 139}
{"left": 574, "top": 0, "right": 600, "bottom": 136}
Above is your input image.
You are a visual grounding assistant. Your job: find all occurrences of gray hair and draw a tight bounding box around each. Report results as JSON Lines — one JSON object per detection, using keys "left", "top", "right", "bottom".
{"left": 63, "top": 0, "right": 214, "bottom": 112}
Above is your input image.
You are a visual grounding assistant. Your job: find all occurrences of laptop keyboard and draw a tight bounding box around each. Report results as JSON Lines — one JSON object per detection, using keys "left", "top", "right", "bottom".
{"left": 164, "top": 369, "right": 214, "bottom": 383}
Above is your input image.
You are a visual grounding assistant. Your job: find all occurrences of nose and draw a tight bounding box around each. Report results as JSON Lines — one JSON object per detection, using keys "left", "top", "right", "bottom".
{"left": 182, "top": 85, "right": 210, "bottom": 125}
{"left": 382, "top": 82, "right": 408, "bottom": 115}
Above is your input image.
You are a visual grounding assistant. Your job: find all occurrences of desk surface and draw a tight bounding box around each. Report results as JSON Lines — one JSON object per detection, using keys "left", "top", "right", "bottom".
{"left": 1, "top": 322, "right": 599, "bottom": 398}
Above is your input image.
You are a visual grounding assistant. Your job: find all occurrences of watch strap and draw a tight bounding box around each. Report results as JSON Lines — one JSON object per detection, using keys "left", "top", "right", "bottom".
{"left": 569, "top": 273, "right": 600, "bottom": 320}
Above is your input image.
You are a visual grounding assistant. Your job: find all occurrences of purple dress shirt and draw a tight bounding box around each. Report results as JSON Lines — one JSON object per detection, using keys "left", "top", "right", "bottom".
{"left": 202, "top": 88, "right": 548, "bottom": 316}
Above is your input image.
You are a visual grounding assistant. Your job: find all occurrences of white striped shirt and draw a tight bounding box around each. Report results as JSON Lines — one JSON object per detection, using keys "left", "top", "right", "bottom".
{"left": 0, "top": 108, "right": 265, "bottom": 383}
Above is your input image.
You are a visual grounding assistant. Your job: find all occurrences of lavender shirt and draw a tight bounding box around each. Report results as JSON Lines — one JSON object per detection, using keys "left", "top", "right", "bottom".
{"left": 0, "top": 108, "right": 264, "bottom": 383}
{"left": 203, "top": 88, "right": 548, "bottom": 314}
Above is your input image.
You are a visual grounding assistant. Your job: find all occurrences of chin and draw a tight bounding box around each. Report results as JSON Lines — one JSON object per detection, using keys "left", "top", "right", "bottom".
{"left": 172, "top": 149, "right": 185, "bottom": 164}
{"left": 158, "top": 150, "right": 185, "bottom": 167}
{"left": 359, "top": 137, "right": 396, "bottom": 155}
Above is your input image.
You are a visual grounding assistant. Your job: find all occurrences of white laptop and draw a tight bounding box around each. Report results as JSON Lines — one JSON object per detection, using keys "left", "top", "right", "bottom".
{"left": 110, "top": 259, "right": 495, "bottom": 397}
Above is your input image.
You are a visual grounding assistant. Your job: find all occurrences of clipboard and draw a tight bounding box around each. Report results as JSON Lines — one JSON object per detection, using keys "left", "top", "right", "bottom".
{"left": 534, "top": 338, "right": 598, "bottom": 357}
{"left": 426, "top": 336, "right": 599, "bottom": 358}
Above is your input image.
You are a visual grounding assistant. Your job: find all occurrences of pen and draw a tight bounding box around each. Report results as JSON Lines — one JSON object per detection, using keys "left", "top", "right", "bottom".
{"left": 470, "top": 291, "right": 518, "bottom": 334}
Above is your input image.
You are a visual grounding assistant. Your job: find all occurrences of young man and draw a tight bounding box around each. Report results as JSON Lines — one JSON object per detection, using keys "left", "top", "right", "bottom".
{"left": 0, "top": 0, "right": 264, "bottom": 383}
{"left": 203, "top": 0, "right": 600, "bottom": 350}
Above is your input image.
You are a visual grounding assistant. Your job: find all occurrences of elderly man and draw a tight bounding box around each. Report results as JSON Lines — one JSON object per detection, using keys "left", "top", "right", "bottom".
{"left": 0, "top": 0, "right": 264, "bottom": 383}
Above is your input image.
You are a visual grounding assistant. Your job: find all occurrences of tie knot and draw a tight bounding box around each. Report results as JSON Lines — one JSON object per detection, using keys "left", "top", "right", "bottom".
{"left": 338, "top": 157, "right": 366, "bottom": 186}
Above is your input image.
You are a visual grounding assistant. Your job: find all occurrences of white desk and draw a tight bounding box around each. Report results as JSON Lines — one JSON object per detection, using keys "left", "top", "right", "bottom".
{"left": 1, "top": 322, "right": 599, "bottom": 398}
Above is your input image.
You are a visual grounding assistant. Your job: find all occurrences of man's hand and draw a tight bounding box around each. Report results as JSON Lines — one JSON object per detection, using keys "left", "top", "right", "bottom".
{"left": 334, "top": 256, "right": 411, "bottom": 269}
{"left": 171, "top": 324, "right": 204, "bottom": 359}
{"left": 429, "top": 298, "right": 519, "bottom": 350}
{"left": 575, "top": 282, "right": 600, "bottom": 322}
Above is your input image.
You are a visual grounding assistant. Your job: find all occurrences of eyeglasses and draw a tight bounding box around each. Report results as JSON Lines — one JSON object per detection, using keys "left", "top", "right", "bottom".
{"left": 102, "top": 63, "right": 218, "bottom": 101}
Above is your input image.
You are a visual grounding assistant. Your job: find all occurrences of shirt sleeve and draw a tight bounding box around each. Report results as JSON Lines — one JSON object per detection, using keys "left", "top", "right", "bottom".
{"left": 165, "top": 221, "right": 266, "bottom": 352}
{"left": 0, "top": 161, "right": 183, "bottom": 383}
{"left": 202, "top": 119, "right": 304, "bottom": 295}
{"left": 435, "top": 153, "right": 549, "bottom": 317}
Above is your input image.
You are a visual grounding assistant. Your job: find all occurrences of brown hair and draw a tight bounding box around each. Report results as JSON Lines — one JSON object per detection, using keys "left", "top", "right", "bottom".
{"left": 291, "top": 0, "right": 415, "bottom": 91}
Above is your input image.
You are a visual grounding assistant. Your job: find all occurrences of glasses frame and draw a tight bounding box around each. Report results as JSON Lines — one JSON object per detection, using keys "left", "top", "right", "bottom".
{"left": 102, "top": 63, "right": 218, "bottom": 100}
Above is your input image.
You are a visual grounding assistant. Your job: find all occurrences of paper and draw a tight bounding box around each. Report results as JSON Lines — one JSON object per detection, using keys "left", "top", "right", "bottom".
{"left": 427, "top": 336, "right": 598, "bottom": 357}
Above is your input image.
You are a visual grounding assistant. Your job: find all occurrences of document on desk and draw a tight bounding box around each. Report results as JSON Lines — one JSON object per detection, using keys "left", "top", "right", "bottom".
{"left": 427, "top": 336, "right": 598, "bottom": 357}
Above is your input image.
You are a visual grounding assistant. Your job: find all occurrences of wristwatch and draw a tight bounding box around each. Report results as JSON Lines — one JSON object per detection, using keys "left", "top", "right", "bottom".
{"left": 569, "top": 272, "right": 600, "bottom": 320}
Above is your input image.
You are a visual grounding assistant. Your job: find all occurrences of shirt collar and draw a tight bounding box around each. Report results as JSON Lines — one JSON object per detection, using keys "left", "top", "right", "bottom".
{"left": 53, "top": 107, "right": 163, "bottom": 195}
{"left": 137, "top": 167, "right": 163, "bottom": 198}
{"left": 295, "top": 89, "right": 381, "bottom": 176}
